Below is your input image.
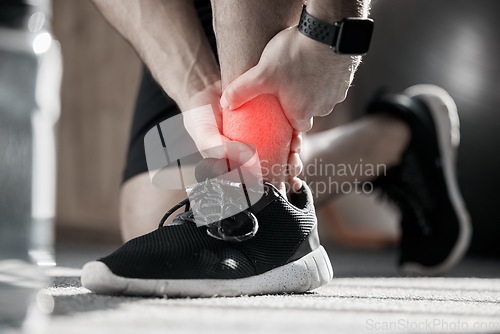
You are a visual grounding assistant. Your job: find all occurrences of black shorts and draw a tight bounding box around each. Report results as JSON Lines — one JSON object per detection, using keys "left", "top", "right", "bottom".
{"left": 123, "top": 0, "right": 217, "bottom": 182}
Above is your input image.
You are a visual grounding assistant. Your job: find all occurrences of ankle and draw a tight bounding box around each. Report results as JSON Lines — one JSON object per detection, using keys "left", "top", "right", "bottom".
{"left": 368, "top": 113, "right": 411, "bottom": 168}
{"left": 223, "top": 94, "right": 293, "bottom": 195}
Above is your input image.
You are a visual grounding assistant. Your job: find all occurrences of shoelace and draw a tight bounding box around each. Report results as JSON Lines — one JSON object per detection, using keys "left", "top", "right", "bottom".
{"left": 158, "top": 198, "right": 191, "bottom": 228}
{"left": 158, "top": 178, "right": 260, "bottom": 242}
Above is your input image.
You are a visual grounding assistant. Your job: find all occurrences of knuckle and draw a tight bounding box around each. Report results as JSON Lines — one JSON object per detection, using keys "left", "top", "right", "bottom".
{"left": 299, "top": 118, "right": 313, "bottom": 132}
{"left": 318, "top": 105, "right": 332, "bottom": 117}
{"left": 254, "top": 71, "right": 270, "bottom": 89}
{"left": 295, "top": 159, "right": 303, "bottom": 176}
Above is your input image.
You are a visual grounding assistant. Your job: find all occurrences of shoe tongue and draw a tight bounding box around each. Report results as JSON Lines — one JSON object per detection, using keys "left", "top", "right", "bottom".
{"left": 195, "top": 158, "right": 242, "bottom": 183}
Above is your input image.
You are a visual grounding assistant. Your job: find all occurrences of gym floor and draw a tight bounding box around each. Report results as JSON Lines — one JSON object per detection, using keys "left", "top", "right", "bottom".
{"left": 37, "top": 243, "right": 500, "bottom": 334}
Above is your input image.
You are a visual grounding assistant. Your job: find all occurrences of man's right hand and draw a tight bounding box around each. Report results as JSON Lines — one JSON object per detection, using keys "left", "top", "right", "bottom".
{"left": 182, "top": 81, "right": 303, "bottom": 188}
{"left": 220, "top": 25, "right": 360, "bottom": 133}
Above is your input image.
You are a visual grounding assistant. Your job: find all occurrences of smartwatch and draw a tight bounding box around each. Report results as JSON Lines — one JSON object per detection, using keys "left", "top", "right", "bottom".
{"left": 298, "top": 5, "right": 374, "bottom": 55}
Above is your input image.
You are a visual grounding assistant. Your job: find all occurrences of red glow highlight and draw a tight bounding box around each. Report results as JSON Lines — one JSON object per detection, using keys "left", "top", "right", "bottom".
{"left": 222, "top": 94, "right": 293, "bottom": 185}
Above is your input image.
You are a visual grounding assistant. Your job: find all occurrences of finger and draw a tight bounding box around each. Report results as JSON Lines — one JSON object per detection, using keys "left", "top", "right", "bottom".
{"left": 287, "top": 152, "right": 303, "bottom": 179}
{"left": 317, "top": 105, "right": 335, "bottom": 117}
{"left": 220, "top": 66, "right": 269, "bottom": 111}
{"left": 212, "top": 102, "right": 223, "bottom": 130}
{"left": 290, "top": 132, "right": 303, "bottom": 154}
{"left": 289, "top": 177, "right": 303, "bottom": 194}
{"left": 199, "top": 135, "right": 230, "bottom": 160}
{"left": 224, "top": 141, "right": 257, "bottom": 168}
{"left": 290, "top": 116, "right": 313, "bottom": 133}
{"left": 183, "top": 104, "right": 225, "bottom": 155}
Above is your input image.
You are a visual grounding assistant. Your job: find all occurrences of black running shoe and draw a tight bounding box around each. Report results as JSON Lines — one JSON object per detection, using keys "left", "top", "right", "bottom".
{"left": 368, "top": 84, "right": 472, "bottom": 276}
{"left": 81, "top": 180, "right": 333, "bottom": 297}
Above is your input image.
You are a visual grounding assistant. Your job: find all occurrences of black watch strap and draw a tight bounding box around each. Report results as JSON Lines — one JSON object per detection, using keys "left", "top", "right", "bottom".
{"left": 298, "top": 5, "right": 374, "bottom": 55}
{"left": 298, "top": 5, "right": 338, "bottom": 48}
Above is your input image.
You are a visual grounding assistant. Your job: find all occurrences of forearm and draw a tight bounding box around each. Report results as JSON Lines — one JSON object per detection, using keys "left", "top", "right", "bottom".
{"left": 91, "top": 0, "right": 220, "bottom": 111}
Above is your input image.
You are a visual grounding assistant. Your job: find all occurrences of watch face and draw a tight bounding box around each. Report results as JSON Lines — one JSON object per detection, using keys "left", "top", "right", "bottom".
{"left": 336, "top": 18, "right": 374, "bottom": 55}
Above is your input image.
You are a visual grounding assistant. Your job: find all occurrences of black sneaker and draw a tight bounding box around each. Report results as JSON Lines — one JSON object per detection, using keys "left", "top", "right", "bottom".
{"left": 368, "top": 84, "right": 472, "bottom": 276}
{"left": 81, "top": 180, "right": 332, "bottom": 297}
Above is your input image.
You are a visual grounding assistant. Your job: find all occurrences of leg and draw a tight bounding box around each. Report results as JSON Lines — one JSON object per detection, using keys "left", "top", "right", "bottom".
{"left": 119, "top": 0, "right": 302, "bottom": 241}
{"left": 82, "top": 0, "right": 334, "bottom": 296}
{"left": 119, "top": 67, "right": 190, "bottom": 242}
{"left": 211, "top": 0, "right": 303, "bottom": 195}
{"left": 302, "top": 113, "right": 411, "bottom": 204}
{"left": 120, "top": 174, "right": 186, "bottom": 241}
{"left": 301, "top": 113, "right": 409, "bottom": 247}
{"left": 118, "top": 0, "right": 218, "bottom": 242}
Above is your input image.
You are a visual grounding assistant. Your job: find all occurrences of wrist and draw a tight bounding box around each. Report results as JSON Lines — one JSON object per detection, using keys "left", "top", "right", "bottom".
{"left": 294, "top": 27, "right": 361, "bottom": 69}
{"left": 295, "top": 25, "right": 332, "bottom": 52}
{"left": 297, "top": 3, "right": 373, "bottom": 56}
{"left": 163, "top": 72, "right": 221, "bottom": 112}
{"left": 183, "top": 76, "right": 221, "bottom": 108}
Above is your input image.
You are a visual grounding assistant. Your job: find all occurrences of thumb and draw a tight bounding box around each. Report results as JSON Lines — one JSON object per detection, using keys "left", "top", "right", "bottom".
{"left": 183, "top": 104, "right": 228, "bottom": 159}
{"left": 221, "top": 66, "right": 270, "bottom": 110}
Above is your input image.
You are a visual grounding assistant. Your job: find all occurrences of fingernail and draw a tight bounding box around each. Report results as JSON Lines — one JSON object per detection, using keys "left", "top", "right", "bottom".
{"left": 220, "top": 95, "right": 230, "bottom": 110}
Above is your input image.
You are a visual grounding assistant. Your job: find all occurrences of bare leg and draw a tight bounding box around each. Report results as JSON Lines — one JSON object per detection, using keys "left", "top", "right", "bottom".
{"left": 302, "top": 113, "right": 411, "bottom": 204}
{"left": 119, "top": 2, "right": 302, "bottom": 242}
{"left": 211, "top": 0, "right": 303, "bottom": 195}
{"left": 120, "top": 174, "right": 186, "bottom": 241}
{"left": 119, "top": 114, "right": 409, "bottom": 242}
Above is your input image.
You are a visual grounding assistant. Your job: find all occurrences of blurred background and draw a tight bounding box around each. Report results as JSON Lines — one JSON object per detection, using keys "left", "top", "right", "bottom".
{"left": 53, "top": 0, "right": 140, "bottom": 243}
{"left": 52, "top": 0, "right": 499, "bottom": 259}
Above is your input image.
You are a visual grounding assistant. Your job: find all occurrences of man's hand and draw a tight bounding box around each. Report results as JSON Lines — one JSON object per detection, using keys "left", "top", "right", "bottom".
{"left": 182, "top": 80, "right": 303, "bottom": 188}
{"left": 181, "top": 80, "right": 260, "bottom": 168}
{"left": 288, "top": 130, "right": 303, "bottom": 193}
{"left": 220, "top": 26, "right": 360, "bottom": 132}
{"left": 182, "top": 80, "right": 231, "bottom": 159}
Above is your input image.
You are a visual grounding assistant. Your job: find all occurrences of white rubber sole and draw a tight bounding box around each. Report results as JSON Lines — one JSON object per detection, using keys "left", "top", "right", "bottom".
{"left": 81, "top": 246, "right": 333, "bottom": 297}
{"left": 401, "top": 84, "right": 472, "bottom": 276}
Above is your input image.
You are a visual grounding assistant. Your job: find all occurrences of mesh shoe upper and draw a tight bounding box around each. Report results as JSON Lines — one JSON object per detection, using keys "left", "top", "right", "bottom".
{"left": 368, "top": 91, "right": 461, "bottom": 268}
{"left": 98, "top": 182, "right": 318, "bottom": 280}
{"left": 379, "top": 149, "right": 460, "bottom": 267}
